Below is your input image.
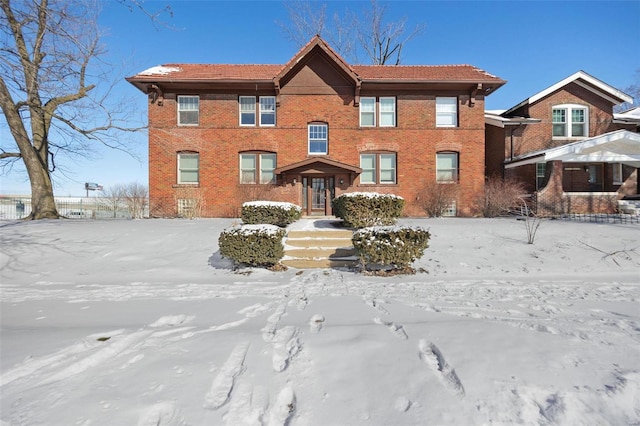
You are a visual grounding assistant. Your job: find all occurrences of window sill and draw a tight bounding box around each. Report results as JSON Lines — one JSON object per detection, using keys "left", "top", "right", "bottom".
{"left": 358, "top": 183, "right": 398, "bottom": 187}
{"left": 173, "top": 183, "right": 199, "bottom": 188}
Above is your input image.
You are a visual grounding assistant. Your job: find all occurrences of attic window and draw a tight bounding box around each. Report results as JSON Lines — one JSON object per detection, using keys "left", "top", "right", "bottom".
{"left": 552, "top": 104, "right": 588, "bottom": 138}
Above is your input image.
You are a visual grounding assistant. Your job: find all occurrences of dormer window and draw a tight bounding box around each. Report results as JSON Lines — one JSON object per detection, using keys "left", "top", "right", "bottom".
{"left": 552, "top": 105, "right": 588, "bottom": 138}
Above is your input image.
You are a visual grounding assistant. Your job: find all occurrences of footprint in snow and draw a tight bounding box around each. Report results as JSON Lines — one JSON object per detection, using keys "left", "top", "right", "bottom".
{"left": 418, "top": 339, "right": 465, "bottom": 398}
{"left": 309, "top": 314, "right": 325, "bottom": 334}
{"left": 204, "top": 342, "right": 250, "bottom": 410}
{"left": 272, "top": 326, "right": 301, "bottom": 372}
{"left": 374, "top": 317, "right": 408, "bottom": 340}
{"left": 267, "top": 386, "right": 296, "bottom": 426}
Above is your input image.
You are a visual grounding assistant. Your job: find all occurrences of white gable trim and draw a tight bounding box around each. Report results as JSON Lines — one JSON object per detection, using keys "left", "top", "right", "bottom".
{"left": 504, "top": 71, "right": 633, "bottom": 116}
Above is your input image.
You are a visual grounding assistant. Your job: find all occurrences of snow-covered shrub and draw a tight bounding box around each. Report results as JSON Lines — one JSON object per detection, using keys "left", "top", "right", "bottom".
{"left": 218, "top": 224, "right": 285, "bottom": 267}
{"left": 333, "top": 192, "right": 404, "bottom": 228}
{"left": 352, "top": 226, "right": 430, "bottom": 270}
{"left": 241, "top": 201, "right": 302, "bottom": 227}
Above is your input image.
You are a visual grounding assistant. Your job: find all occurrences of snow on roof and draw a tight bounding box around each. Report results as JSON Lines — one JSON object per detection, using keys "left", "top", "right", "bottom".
{"left": 138, "top": 65, "right": 182, "bottom": 76}
{"left": 614, "top": 107, "right": 640, "bottom": 121}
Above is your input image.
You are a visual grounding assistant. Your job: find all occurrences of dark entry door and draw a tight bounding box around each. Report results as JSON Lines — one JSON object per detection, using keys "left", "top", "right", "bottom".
{"left": 303, "top": 176, "right": 335, "bottom": 215}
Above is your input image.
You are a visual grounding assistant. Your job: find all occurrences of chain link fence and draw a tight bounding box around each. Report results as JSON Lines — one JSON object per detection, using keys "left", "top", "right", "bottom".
{"left": 0, "top": 196, "right": 148, "bottom": 220}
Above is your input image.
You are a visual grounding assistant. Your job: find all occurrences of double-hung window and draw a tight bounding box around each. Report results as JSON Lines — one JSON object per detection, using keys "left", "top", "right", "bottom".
{"left": 436, "top": 97, "right": 458, "bottom": 127}
{"left": 240, "top": 153, "right": 276, "bottom": 184}
{"left": 379, "top": 97, "right": 396, "bottom": 127}
{"left": 360, "top": 153, "right": 397, "bottom": 184}
{"left": 308, "top": 123, "right": 328, "bottom": 155}
{"left": 552, "top": 105, "right": 588, "bottom": 138}
{"left": 360, "top": 97, "right": 396, "bottom": 127}
{"left": 178, "top": 152, "right": 199, "bottom": 184}
{"left": 259, "top": 96, "right": 276, "bottom": 126}
{"left": 536, "top": 162, "right": 546, "bottom": 189}
{"left": 239, "top": 96, "right": 256, "bottom": 126}
{"left": 360, "top": 97, "right": 376, "bottom": 126}
{"left": 177, "top": 96, "right": 199, "bottom": 126}
{"left": 436, "top": 152, "right": 459, "bottom": 182}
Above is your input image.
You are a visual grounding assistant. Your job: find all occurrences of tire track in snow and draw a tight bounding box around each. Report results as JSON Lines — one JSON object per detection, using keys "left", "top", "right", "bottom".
{"left": 418, "top": 339, "right": 465, "bottom": 398}
{"left": 203, "top": 342, "right": 250, "bottom": 410}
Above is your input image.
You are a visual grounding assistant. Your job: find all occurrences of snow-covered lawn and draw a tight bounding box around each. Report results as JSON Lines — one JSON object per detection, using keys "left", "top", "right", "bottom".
{"left": 1, "top": 217, "right": 639, "bottom": 425}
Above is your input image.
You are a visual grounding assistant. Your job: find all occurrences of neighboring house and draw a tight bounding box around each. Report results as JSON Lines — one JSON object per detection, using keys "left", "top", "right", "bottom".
{"left": 127, "top": 36, "right": 505, "bottom": 218}
{"left": 485, "top": 71, "right": 640, "bottom": 215}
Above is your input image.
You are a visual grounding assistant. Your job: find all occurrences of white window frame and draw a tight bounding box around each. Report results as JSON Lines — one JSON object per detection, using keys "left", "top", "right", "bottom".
{"left": 360, "top": 97, "right": 376, "bottom": 127}
{"left": 552, "top": 104, "right": 588, "bottom": 139}
{"left": 177, "top": 152, "right": 199, "bottom": 184}
{"left": 379, "top": 97, "right": 396, "bottom": 127}
{"left": 239, "top": 96, "right": 256, "bottom": 126}
{"left": 239, "top": 153, "right": 276, "bottom": 184}
{"left": 536, "top": 162, "right": 546, "bottom": 190}
{"left": 613, "top": 162, "right": 623, "bottom": 185}
{"left": 436, "top": 97, "right": 458, "bottom": 128}
{"left": 360, "top": 152, "right": 396, "bottom": 184}
{"left": 308, "top": 123, "right": 328, "bottom": 155}
{"left": 259, "top": 96, "right": 276, "bottom": 126}
{"left": 436, "top": 152, "right": 459, "bottom": 183}
{"left": 177, "top": 96, "right": 199, "bottom": 126}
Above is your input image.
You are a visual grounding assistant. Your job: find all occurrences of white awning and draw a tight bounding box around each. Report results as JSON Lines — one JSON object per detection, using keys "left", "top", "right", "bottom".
{"left": 505, "top": 130, "right": 640, "bottom": 168}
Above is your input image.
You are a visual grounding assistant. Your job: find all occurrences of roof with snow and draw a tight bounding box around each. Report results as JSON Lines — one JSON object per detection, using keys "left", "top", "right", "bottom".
{"left": 503, "top": 71, "right": 633, "bottom": 116}
{"left": 505, "top": 130, "right": 640, "bottom": 169}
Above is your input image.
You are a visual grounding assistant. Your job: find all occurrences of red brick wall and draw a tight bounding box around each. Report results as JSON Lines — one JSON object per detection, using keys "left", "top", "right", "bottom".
{"left": 147, "top": 90, "right": 487, "bottom": 217}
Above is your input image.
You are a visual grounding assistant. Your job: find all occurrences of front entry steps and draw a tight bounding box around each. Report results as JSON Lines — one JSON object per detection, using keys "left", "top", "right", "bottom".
{"left": 282, "top": 227, "right": 359, "bottom": 269}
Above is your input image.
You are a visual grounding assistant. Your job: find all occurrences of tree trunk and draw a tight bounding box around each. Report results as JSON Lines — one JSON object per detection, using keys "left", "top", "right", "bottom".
{"left": 22, "top": 145, "right": 59, "bottom": 219}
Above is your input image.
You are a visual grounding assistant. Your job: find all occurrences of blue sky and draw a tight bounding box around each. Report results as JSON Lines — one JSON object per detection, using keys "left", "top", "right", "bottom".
{"left": 1, "top": 0, "right": 638, "bottom": 196}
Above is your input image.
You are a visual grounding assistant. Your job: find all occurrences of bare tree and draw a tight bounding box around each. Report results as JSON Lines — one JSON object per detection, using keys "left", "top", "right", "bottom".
{"left": 100, "top": 184, "right": 126, "bottom": 218}
{"left": 615, "top": 68, "right": 639, "bottom": 113}
{"left": 278, "top": 0, "right": 424, "bottom": 65}
{"left": 0, "top": 0, "right": 148, "bottom": 219}
{"left": 124, "top": 181, "right": 147, "bottom": 219}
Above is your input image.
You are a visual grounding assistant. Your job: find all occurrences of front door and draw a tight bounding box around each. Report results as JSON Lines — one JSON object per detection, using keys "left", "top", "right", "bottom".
{"left": 302, "top": 176, "right": 335, "bottom": 216}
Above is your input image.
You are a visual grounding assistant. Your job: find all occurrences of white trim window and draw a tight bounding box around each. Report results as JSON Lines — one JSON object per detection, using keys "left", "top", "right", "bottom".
{"left": 360, "top": 153, "right": 396, "bottom": 184}
{"left": 360, "top": 97, "right": 376, "bottom": 127}
{"left": 178, "top": 152, "right": 199, "bottom": 184}
{"left": 436, "top": 97, "right": 458, "bottom": 127}
{"left": 239, "top": 96, "right": 256, "bottom": 126}
{"left": 259, "top": 96, "right": 276, "bottom": 126}
{"left": 177, "top": 96, "right": 199, "bottom": 126}
{"left": 536, "top": 162, "right": 546, "bottom": 189}
{"left": 436, "top": 152, "right": 459, "bottom": 182}
{"left": 240, "top": 153, "right": 276, "bottom": 184}
{"left": 308, "top": 123, "right": 328, "bottom": 155}
{"left": 613, "top": 162, "right": 623, "bottom": 185}
{"left": 552, "top": 104, "right": 588, "bottom": 138}
{"left": 379, "top": 97, "right": 396, "bottom": 127}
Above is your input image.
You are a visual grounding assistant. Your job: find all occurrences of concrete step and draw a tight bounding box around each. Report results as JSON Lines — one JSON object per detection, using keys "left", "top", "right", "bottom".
{"left": 285, "top": 237, "right": 353, "bottom": 248}
{"left": 281, "top": 258, "right": 359, "bottom": 269}
{"left": 286, "top": 229, "right": 354, "bottom": 239}
{"left": 283, "top": 227, "right": 357, "bottom": 269}
{"left": 284, "top": 247, "right": 356, "bottom": 259}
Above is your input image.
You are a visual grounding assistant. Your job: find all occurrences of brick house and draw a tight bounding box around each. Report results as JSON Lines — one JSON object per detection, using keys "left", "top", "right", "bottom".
{"left": 127, "top": 36, "right": 505, "bottom": 218}
{"left": 485, "top": 71, "right": 640, "bottom": 215}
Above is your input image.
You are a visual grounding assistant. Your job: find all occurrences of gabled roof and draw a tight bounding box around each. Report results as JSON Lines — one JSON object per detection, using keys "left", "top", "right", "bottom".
{"left": 274, "top": 157, "right": 361, "bottom": 175}
{"left": 274, "top": 35, "right": 360, "bottom": 86}
{"left": 505, "top": 130, "right": 640, "bottom": 168}
{"left": 126, "top": 36, "right": 505, "bottom": 93}
{"left": 503, "top": 71, "right": 633, "bottom": 116}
